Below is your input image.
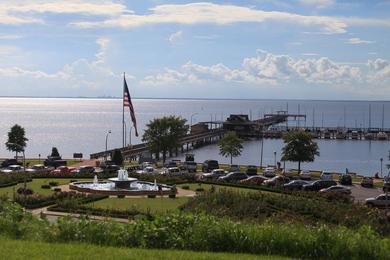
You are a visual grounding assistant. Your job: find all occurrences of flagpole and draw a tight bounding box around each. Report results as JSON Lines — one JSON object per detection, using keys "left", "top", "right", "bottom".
{"left": 123, "top": 72, "right": 125, "bottom": 148}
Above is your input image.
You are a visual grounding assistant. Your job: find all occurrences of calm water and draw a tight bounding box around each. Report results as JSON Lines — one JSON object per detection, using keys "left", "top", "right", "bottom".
{"left": 0, "top": 98, "right": 389, "bottom": 176}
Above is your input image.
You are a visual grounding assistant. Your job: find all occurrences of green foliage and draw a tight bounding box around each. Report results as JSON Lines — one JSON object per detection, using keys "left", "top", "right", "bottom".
{"left": 0, "top": 201, "right": 389, "bottom": 259}
{"left": 5, "top": 124, "right": 28, "bottom": 158}
{"left": 281, "top": 131, "right": 320, "bottom": 172}
{"left": 50, "top": 147, "right": 60, "bottom": 157}
{"left": 142, "top": 116, "right": 188, "bottom": 162}
{"left": 181, "top": 185, "right": 190, "bottom": 190}
{"left": 0, "top": 173, "right": 32, "bottom": 187}
{"left": 48, "top": 182, "right": 58, "bottom": 187}
{"left": 182, "top": 189, "right": 390, "bottom": 235}
{"left": 41, "top": 185, "right": 50, "bottom": 189}
{"left": 218, "top": 131, "right": 243, "bottom": 164}
{"left": 111, "top": 149, "right": 124, "bottom": 166}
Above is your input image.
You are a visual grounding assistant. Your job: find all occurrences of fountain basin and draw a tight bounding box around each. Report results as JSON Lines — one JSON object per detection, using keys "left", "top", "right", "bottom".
{"left": 69, "top": 180, "right": 174, "bottom": 197}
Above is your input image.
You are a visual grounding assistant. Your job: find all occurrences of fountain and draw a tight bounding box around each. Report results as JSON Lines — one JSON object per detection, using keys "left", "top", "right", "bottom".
{"left": 69, "top": 169, "right": 174, "bottom": 196}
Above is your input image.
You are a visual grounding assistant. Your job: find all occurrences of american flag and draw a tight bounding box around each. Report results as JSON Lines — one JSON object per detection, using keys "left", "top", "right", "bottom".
{"left": 123, "top": 77, "right": 138, "bottom": 137}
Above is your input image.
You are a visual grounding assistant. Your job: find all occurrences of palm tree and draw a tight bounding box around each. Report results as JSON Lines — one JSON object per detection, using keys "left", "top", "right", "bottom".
{"left": 281, "top": 131, "right": 319, "bottom": 173}
{"left": 218, "top": 131, "right": 243, "bottom": 164}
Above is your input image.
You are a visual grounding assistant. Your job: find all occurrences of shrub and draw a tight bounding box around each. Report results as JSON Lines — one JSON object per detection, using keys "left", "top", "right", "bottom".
{"left": 41, "top": 184, "right": 50, "bottom": 189}
{"left": 147, "top": 194, "right": 156, "bottom": 198}
{"left": 53, "top": 188, "right": 61, "bottom": 192}
{"left": 169, "top": 194, "right": 176, "bottom": 198}
{"left": 195, "top": 188, "right": 204, "bottom": 192}
{"left": 49, "top": 182, "right": 59, "bottom": 187}
{"left": 181, "top": 185, "right": 190, "bottom": 190}
{"left": 16, "top": 188, "right": 33, "bottom": 195}
{"left": 117, "top": 195, "right": 125, "bottom": 199}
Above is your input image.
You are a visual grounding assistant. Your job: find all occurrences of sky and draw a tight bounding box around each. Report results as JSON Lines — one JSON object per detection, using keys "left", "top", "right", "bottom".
{"left": 0, "top": 0, "right": 389, "bottom": 100}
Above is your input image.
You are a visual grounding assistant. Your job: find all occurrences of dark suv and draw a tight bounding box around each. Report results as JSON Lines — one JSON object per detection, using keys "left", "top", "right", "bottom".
{"left": 302, "top": 180, "right": 337, "bottom": 191}
{"left": 202, "top": 160, "right": 219, "bottom": 173}
{"left": 246, "top": 165, "right": 258, "bottom": 175}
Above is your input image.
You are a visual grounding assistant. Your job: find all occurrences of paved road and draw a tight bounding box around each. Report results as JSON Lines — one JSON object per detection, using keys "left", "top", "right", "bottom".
{"left": 350, "top": 185, "right": 383, "bottom": 202}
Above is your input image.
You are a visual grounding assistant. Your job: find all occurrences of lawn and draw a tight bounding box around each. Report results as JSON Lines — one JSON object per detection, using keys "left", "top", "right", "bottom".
{"left": 0, "top": 236, "right": 290, "bottom": 260}
{"left": 0, "top": 178, "right": 77, "bottom": 197}
{"left": 88, "top": 197, "right": 190, "bottom": 213}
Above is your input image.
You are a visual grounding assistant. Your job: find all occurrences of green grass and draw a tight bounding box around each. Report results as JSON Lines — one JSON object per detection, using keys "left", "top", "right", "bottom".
{"left": 0, "top": 178, "right": 77, "bottom": 197}
{"left": 88, "top": 197, "right": 190, "bottom": 213}
{"left": 0, "top": 236, "right": 289, "bottom": 260}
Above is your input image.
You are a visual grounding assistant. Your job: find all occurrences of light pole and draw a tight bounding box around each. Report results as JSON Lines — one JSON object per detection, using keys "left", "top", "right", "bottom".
{"left": 260, "top": 134, "right": 264, "bottom": 169}
{"left": 380, "top": 158, "right": 383, "bottom": 178}
{"left": 105, "top": 130, "right": 111, "bottom": 161}
{"left": 190, "top": 113, "right": 198, "bottom": 127}
{"left": 38, "top": 153, "right": 41, "bottom": 164}
{"left": 274, "top": 151, "right": 277, "bottom": 167}
{"left": 124, "top": 122, "right": 127, "bottom": 146}
{"left": 129, "top": 126, "right": 133, "bottom": 148}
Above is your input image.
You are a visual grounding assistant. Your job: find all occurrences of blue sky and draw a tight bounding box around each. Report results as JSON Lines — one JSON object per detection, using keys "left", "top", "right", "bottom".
{"left": 0, "top": 0, "right": 389, "bottom": 100}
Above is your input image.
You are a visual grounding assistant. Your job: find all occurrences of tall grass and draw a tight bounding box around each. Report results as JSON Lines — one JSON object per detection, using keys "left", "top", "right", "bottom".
{"left": 0, "top": 200, "right": 389, "bottom": 259}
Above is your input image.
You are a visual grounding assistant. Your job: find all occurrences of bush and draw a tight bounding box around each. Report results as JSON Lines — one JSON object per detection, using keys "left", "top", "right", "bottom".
{"left": 48, "top": 182, "right": 59, "bottom": 187}
{"left": 53, "top": 188, "right": 61, "bottom": 192}
{"left": 41, "top": 184, "right": 50, "bottom": 189}
{"left": 169, "top": 194, "right": 176, "bottom": 198}
{"left": 147, "top": 194, "right": 156, "bottom": 198}
{"left": 16, "top": 188, "right": 33, "bottom": 195}
{"left": 181, "top": 185, "right": 190, "bottom": 190}
{"left": 195, "top": 188, "right": 204, "bottom": 192}
{"left": 117, "top": 195, "right": 125, "bottom": 199}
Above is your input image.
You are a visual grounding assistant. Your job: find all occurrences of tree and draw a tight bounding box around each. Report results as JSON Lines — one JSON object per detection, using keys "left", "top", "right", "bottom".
{"left": 51, "top": 147, "right": 60, "bottom": 157}
{"left": 281, "top": 131, "right": 319, "bottom": 173}
{"left": 6, "top": 124, "right": 28, "bottom": 159}
{"left": 218, "top": 131, "right": 243, "bottom": 164}
{"left": 112, "top": 149, "right": 124, "bottom": 166}
{"left": 142, "top": 116, "right": 188, "bottom": 163}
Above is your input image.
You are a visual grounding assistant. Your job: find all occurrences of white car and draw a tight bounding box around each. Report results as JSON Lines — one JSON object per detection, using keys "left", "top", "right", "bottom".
{"left": 319, "top": 185, "right": 351, "bottom": 195}
{"left": 320, "top": 171, "right": 333, "bottom": 181}
{"left": 263, "top": 167, "right": 276, "bottom": 178}
{"left": 161, "top": 167, "right": 180, "bottom": 175}
{"left": 366, "top": 194, "right": 390, "bottom": 208}
{"left": 26, "top": 164, "right": 47, "bottom": 172}
{"left": 299, "top": 170, "right": 311, "bottom": 180}
{"left": 1, "top": 165, "right": 23, "bottom": 173}
{"left": 201, "top": 169, "right": 226, "bottom": 180}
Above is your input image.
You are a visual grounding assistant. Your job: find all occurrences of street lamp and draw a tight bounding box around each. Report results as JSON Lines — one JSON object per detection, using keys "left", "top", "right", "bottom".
{"left": 274, "top": 151, "right": 277, "bottom": 167}
{"left": 105, "top": 130, "right": 111, "bottom": 161}
{"left": 380, "top": 158, "right": 383, "bottom": 178}
{"left": 124, "top": 122, "right": 127, "bottom": 146}
{"left": 190, "top": 113, "right": 198, "bottom": 127}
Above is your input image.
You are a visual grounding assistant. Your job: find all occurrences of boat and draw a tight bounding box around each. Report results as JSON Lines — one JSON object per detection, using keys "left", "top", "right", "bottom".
{"left": 364, "top": 132, "right": 374, "bottom": 140}
{"left": 377, "top": 132, "right": 388, "bottom": 140}
{"left": 335, "top": 129, "right": 346, "bottom": 139}
{"left": 351, "top": 130, "right": 359, "bottom": 140}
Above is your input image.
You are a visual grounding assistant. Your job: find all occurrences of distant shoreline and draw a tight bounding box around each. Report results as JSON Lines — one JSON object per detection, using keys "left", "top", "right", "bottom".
{"left": 0, "top": 96, "right": 389, "bottom": 102}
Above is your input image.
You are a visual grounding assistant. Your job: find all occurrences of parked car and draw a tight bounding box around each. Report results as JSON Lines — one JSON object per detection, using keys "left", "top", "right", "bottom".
{"left": 1, "top": 159, "right": 22, "bottom": 168}
{"left": 201, "top": 169, "right": 226, "bottom": 180}
{"left": 383, "top": 177, "right": 390, "bottom": 192}
{"left": 339, "top": 174, "right": 352, "bottom": 185}
{"left": 281, "top": 169, "right": 294, "bottom": 178}
{"left": 365, "top": 194, "right": 390, "bottom": 208}
{"left": 179, "top": 166, "right": 189, "bottom": 174}
{"left": 320, "top": 171, "right": 333, "bottom": 181}
{"left": 263, "top": 167, "right": 276, "bottom": 178}
{"left": 319, "top": 185, "right": 351, "bottom": 195}
{"left": 163, "top": 167, "right": 180, "bottom": 175}
{"left": 263, "top": 176, "right": 290, "bottom": 187}
{"left": 361, "top": 177, "right": 374, "bottom": 188}
{"left": 74, "top": 165, "right": 95, "bottom": 174}
{"left": 283, "top": 180, "right": 309, "bottom": 190}
{"left": 229, "top": 164, "right": 240, "bottom": 172}
{"left": 302, "top": 180, "right": 338, "bottom": 191}
{"left": 202, "top": 160, "right": 219, "bottom": 173}
{"left": 1, "top": 165, "right": 23, "bottom": 173}
{"left": 240, "top": 175, "right": 268, "bottom": 185}
{"left": 26, "top": 164, "right": 48, "bottom": 173}
{"left": 51, "top": 166, "right": 75, "bottom": 175}
{"left": 299, "top": 170, "right": 311, "bottom": 180}
{"left": 246, "top": 165, "right": 258, "bottom": 175}
{"left": 101, "top": 164, "right": 120, "bottom": 173}
{"left": 218, "top": 172, "right": 248, "bottom": 182}
{"left": 164, "top": 161, "right": 177, "bottom": 168}
{"left": 183, "top": 161, "right": 197, "bottom": 173}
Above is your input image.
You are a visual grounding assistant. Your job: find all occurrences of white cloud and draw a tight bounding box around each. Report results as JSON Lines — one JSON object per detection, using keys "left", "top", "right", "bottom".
{"left": 0, "top": 0, "right": 127, "bottom": 25}
{"left": 168, "top": 30, "right": 183, "bottom": 44}
{"left": 346, "top": 37, "right": 374, "bottom": 44}
{"left": 141, "top": 50, "right": 362, "bottom": 87}
{"left": 368, "top": 59, "right": 390, "bottom": 79}
{"left": 299, "top": 0, "right": 335, "bottom": 8}
{"left": 0, "top": 34, "right": 23, "bottom": 40}
{"left": 71, "top": 2, "right": 349, "bottom": 34}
